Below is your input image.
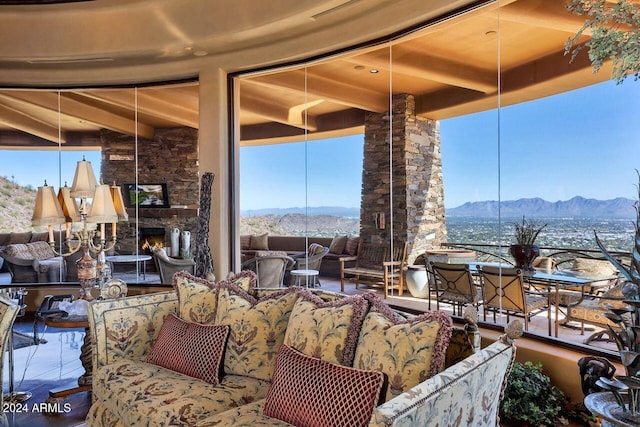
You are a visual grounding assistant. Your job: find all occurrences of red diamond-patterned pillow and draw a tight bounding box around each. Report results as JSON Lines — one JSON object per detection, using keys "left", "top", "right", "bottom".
{"left": 263, "top": 344, "right": 384, "bottom": 427}
{"left": 145, "top": 314, "right": 229, "bottom": 385}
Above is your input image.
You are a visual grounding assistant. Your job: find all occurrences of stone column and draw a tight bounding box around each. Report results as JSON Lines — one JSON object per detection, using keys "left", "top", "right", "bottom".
{"left": 361, "top": 93, "right": 446, "bottom": 264}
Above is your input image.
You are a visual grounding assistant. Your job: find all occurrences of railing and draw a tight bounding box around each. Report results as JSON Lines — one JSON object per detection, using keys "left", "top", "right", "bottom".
{"left": 440, "top": 242, "right": 632, "bottom": 269}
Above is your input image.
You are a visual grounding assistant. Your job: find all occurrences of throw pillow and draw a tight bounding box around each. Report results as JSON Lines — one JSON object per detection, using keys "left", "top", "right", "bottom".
{"left": 354, "top": 293, "right": 453, "bottom": 402}
{"left": 283, "top": 292, "right": 367, "bottom": 366}
{"left": 250, "top": 233, "right": 269, "bottom": 250}
{"left": 223, "top": 270, "right": 257, "bottom": 293}
{"left": 308, "top": 243, "right": 325, "bottom": 256}
{"left": 145, "top": 314, "right": 229, "bottom": 385}
{"left": 328, "top": 235, "right": 348, "bottom": 254}
{"left": 263, "top": 344, "right": 384, "bottom": 427}
{"left": 344, "top": 235, "right": 360, "bottom": 256}
{"left": 240, "top": 235, "right": 251, "bottom": 250}
{"left": 173, "top": 271, "right": 219, "bottom": 324}
{"left": 215, "top": 286, "right": 300, "bottom": 381}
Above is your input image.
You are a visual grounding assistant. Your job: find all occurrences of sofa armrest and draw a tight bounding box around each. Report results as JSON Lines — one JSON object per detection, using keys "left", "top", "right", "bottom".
{"left": 338, "top": 255, "right": 358, "bottom": 263}
{"left": 88, "top": 291, "right": 179, "bottom": 370}
{"left": 370, "top": 340, "right": 516, "bottom": 426}
{"left": 369, "top": 326, "right": 520, "bottom": 427}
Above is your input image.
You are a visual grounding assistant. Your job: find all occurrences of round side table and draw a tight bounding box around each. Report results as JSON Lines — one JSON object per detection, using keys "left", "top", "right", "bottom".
{"left": 290, "top": 269, "right": 319, "bottom": 288}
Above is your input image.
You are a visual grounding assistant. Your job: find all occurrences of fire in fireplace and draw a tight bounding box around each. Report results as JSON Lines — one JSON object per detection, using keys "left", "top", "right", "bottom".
{"left": 140, "top": 227, "right": 165, "bottom": 253}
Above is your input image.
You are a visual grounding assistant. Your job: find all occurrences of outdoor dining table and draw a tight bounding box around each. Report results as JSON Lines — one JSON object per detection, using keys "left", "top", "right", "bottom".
{"left": 469, "top": 263, "right": 601, "bottom": 337}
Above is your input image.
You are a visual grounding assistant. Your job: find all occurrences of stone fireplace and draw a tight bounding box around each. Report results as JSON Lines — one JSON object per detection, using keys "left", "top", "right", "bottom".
{"left": 99, "top": 127, "right": 200, "bottom": 257}
{"left": 140, "top": 227, "right": 166, "bottom": 253}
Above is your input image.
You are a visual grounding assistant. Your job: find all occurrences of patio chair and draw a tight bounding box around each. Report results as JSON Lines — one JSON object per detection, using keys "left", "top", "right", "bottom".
{"left": 477, "top": 265, "right": 552, "bottom": 334}
{"left": 563, "top": 281, "right": 630, "bottom": 344}
{"left": 430, "top": 262, "right": 481, "bottom": 316}
{"left": 286, "top": 243, "right": 329, "bottom": 287}
{"left": 153, "top": 248, "right": 196, "bottom": 284}
{"left": 241, "top": 251, "right": 294, "bottom": 288}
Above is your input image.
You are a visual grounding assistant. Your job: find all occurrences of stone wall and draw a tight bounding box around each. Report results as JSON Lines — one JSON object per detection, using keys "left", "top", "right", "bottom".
{"left": 361, "top": 94, "right": 446, "bottom": 264}
{"left": 100, "top": 127, "right": 199, "bottom": 255}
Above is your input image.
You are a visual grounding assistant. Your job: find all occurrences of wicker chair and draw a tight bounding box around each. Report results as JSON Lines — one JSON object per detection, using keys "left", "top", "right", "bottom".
{"left": 286, "top": 244, "right": 329, "bottom": 287}
{"left": 153, "top": 248, "right": 196, "bottom": 284}
{"left": 241, "top": 251, "right": 294, "bottom": 288}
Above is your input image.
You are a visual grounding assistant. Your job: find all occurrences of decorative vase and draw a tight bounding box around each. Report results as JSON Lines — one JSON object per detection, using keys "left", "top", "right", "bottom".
{"left": 509, "top": 244, "right": 540, "bottom": 271}
{"left": 170, "top": 228, "right": 180, "bottom": 257}
{"left": 405, "top": 265, "right": 430, "bottom": 298}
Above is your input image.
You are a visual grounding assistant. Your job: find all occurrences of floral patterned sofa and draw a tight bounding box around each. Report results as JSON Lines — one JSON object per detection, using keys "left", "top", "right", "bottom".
{"left": 86, "top": 271, "right": 521, "bottom": 427}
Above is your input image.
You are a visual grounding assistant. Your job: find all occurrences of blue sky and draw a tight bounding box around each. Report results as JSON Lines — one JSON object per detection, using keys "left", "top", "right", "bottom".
{"left": 2, "top": 79, "right": 638, "bottom": 210}
{"left": 240, "top": 78, "right": 640, "bottom": 210}
{"left": 0, "top": 149, "right": 101, "bottom": 190}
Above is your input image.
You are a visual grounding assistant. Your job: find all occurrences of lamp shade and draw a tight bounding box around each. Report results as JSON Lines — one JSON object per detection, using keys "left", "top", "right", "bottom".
{"left": 87, "top": 184, "right": 118, "bottom": 223}
{"left": 70, "top": 158, "right": 98, "bottom": 198}
{"left": 57, "top": 185, "right": 81, "bottom": 223}
{"left": 32, "top": 184, "right": 65, "bottom": 226}
{"left": 110, "top": 184, "right": 129, "bottom": 222}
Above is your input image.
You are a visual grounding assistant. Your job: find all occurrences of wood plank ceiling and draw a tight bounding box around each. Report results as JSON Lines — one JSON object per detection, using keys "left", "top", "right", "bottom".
{"left": 0, "top": 0, "right": 614, "bottom": 149}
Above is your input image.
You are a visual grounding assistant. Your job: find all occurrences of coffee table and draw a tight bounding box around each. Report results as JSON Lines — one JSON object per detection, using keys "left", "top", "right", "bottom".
{"left": 106, "top": 254, "right": 152, "bottom": 280}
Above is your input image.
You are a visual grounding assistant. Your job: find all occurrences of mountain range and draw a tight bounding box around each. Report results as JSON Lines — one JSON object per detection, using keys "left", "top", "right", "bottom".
{"left": 445, "top": 196, "right": 636, "bottom": 218}
{"left": 242, "top": 196, "right": 637, "bottom": 220}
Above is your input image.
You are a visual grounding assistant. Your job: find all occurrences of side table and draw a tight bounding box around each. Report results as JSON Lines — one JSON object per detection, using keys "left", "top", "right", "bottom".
{"left": 290, "top": 269, "right": 319, "bottom": 288}
{"left": 44, "top": 315, "right": 92, "bottom": 403}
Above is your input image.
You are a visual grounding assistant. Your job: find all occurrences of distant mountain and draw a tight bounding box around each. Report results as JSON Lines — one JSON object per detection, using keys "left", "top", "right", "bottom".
{"left": 242, "top": 206, "right": 360, "bottom": 218}
{"left": 446, "top": 196, "right": 636, "bottom": 218}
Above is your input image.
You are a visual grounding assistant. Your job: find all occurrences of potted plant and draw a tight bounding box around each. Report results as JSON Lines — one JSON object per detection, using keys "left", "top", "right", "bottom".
{"left": 500, "top": 361, "right": 595, "bottom": 427}
{"left": 510, "top": 216, "right": 548, "bottom": 271}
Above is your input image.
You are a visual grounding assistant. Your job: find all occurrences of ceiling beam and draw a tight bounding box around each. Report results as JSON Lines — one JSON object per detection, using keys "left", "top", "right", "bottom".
{"left": 241, "top": 91, "right": 317, "bottom": 131}
{"left": 416, "top": 41, "right": 608, "bottom": 119}
{"left": 344, "top": 51, "right": 497, "bottom": 93}
{"left": 0, "top": 91, "right": 155, "bottom": 139}
{"left": 0, "top": 103, "right": 64, "bottom": 144}
{"left": 73, "top": 90, "right": 199, "bottom": 129}
{"left": 247, "top": 70, "right": 389, "bottom": 112}
{"left": 499, "top": 0, "right": 593, "bottom": 34}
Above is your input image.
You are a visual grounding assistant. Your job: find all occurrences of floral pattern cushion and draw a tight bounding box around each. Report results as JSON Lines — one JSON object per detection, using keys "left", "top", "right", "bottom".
{"left": 215, "top": 286, "right": 300, "bottom": 381}
{"left": 173, "top": 271, "right": 219, "bottom": 324}
{"left": 173, "top": 270, "right": 257, "bottom": 324}
{"left": 145, "top": 314, "right": 229, "bottom": 385}
{"left": 353, "top": 294, "right": 452, "bottom": 402}
{"left": 283, "top": 292, "right": 367, "bottom": 366}
{"left": 92, "top": 360, "right": 271, "bottom": 426}
{"left": 205, "top": 400, "right": 293, "bottom": 426}
{"left": 89, "top": 291, "right": 179, "bottom": 368}
{"left": 263, "top": 344, "right": 384, "bottom": 427}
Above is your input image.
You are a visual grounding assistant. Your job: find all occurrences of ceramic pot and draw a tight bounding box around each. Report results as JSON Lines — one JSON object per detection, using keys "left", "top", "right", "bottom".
{"left": 509, "top": 244, "right": 539, "bottom": 271}
{"left": 405, "top": 265, "right": 430, "bottom": 298}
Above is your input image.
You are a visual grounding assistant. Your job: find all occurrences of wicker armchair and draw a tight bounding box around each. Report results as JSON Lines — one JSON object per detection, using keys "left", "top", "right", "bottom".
{"left": 241, "top": 251, "right": 294, "bottom": 288}
{"left": 153, "top": 248, "right": 196, "bottom": 284}
{"left": 286, "top": 244, "right": 329, "bottom": 287}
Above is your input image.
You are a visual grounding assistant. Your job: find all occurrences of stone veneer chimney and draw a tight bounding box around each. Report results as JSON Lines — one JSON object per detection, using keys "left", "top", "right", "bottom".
{"left": 99, "top": 127, "right": 199, "bottom": 255}
{"left": 361, "top": 94, "right": 446, "bottom": 264}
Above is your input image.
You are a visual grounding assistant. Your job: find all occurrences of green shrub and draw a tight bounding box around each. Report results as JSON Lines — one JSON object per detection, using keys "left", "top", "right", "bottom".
{"left": 500, "top": 361, "right": 594, "bottom": 427}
